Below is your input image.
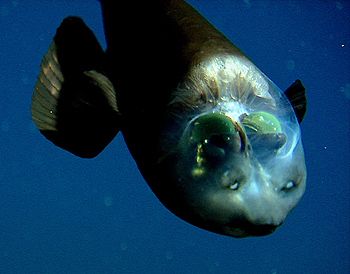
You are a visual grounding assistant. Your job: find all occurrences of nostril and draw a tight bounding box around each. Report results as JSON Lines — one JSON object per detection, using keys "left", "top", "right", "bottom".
{"left": 228, "top": 181, "right": 240, "bottom": 190}
{"left": 222, "top": 176, "right": 241, "bottom": 191}
{"left": 281, "top": 180, "right": 297, "bottom": 192}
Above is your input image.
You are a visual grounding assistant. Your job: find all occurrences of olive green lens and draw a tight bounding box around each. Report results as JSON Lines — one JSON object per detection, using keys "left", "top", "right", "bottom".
{"left": 191, "top": 113, "right": 236, "bottom": 143}
{"left": 242, "top": 111, "right": 282, "bottom": 134}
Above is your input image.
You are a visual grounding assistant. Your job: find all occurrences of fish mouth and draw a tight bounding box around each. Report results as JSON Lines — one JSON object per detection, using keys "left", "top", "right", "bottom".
{"left": 224, "top": 220, "right": 281, "bottom": 237}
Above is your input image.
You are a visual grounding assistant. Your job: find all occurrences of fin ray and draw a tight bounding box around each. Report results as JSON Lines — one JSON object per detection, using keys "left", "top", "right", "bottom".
{"left": 284, "top": 80, "right": 307, "bottom": 123}
{"left": 31, "top": 16, "right": 120, "bottom": 158}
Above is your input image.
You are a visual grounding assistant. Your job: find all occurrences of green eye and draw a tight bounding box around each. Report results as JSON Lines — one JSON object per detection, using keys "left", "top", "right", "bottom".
{"left": 190, "top": 112, "right": 236, "bottom": 143}
{"left": 242, "top": 111, "right": 282, "bottom": 134}
{"left": 186, "top": 113, "right": 238, "bottom": 177}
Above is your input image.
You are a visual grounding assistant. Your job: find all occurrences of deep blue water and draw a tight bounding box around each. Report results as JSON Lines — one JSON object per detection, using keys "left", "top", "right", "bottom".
{"left": 0, "top": 1, "right": 349, "bottom": 273}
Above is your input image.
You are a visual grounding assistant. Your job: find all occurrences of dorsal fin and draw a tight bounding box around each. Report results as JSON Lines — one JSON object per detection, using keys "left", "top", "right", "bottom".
{"left": 31, "top": 16, "right": 120, "bottom": 158}
{"left": 284, "top": 79, "right": 307, "bottom": 123}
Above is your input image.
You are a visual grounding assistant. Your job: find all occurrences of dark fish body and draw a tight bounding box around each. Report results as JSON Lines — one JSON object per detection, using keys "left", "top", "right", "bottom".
{"left": 32, "top": 0, "right": 307, "bottom": 237}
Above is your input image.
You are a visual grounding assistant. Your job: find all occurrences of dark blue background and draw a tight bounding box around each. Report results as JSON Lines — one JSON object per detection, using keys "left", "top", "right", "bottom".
{"left": 0, "top": 1, "right": 349, "bottom": 273}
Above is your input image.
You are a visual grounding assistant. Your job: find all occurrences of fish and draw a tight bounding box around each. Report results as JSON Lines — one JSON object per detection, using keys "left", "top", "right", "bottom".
{"left": 31, "top": 0, "right": 307, "bottom": 237}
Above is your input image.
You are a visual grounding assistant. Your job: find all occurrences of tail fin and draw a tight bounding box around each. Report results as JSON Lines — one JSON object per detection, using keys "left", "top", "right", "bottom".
{"left": 31, "top": 17, "right": 120, "bottom": 158}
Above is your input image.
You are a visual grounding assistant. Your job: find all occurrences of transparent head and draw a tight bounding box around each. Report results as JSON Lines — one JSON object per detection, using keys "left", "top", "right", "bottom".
{"left": 154, "top": 58, "right": 306, "bottom": 237}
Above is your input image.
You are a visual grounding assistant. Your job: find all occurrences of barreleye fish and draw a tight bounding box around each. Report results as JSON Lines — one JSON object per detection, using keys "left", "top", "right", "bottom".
{"left": 31, "top": 0, "right": 307, "bottom": 237}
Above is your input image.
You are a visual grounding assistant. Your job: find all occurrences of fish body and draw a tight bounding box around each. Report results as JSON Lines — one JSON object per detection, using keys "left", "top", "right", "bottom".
{"left": 32, "top": 0, "right": 307, "bottom": 237}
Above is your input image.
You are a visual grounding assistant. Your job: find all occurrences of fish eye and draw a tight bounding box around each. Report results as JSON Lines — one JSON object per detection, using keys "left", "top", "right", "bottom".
{"left": 209, "top": 134, "right": 233, "bottom": 149}
{"left": 241, "top": 111, "right": 282, "bottom": 134}
{"left": 185, "top": 113, "right": 245, "bottom": 159}
{"left": 187, "top": 113, "right": 241, "bottom": 171}
{"left": 201, "top": 139, "right": 226, "bottom": 164}
{"left": 190, "top": 112, "right": 237, "bottom": 144}
{"left": 240, "top": 112, "right": 287, "bottom": 155}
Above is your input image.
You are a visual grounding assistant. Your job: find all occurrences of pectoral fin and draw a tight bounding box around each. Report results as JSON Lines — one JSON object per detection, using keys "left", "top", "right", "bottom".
{"left": 31, "top": 16, "right": 120, "bottom": 158}
{"left": 284, "top": 80, "right": 307, "bottom": 123}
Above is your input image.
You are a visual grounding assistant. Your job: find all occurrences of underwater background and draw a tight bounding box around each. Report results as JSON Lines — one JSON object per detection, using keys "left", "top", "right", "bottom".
{"left": 0, "top": 0, "right": 349, "bottom": 273}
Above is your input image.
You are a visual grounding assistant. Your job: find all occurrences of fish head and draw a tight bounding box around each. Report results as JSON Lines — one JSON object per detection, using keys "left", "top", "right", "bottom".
{"left": 152, "top": 57, "right": 306, "bottom": 237}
